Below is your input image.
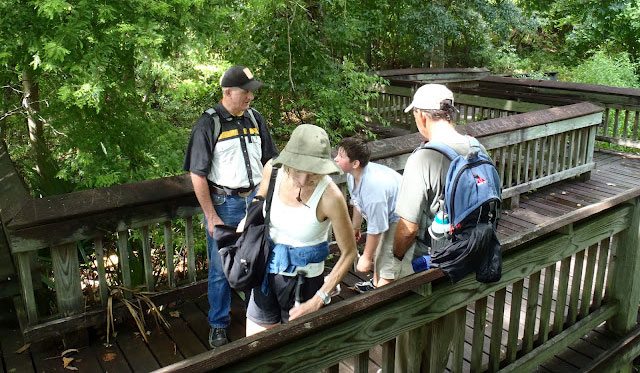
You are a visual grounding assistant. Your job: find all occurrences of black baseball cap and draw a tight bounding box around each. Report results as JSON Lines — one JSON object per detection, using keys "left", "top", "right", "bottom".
{"left": 220, "top": 65, "right": 263, "bottom": 91}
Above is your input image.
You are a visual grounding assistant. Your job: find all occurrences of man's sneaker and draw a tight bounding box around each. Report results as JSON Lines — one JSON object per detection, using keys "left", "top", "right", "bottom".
{"left": 209, "top": 327, "right": 229, "bottom": 348}
{"left": 354, "top": 279, "right": 376, "bottom": 293}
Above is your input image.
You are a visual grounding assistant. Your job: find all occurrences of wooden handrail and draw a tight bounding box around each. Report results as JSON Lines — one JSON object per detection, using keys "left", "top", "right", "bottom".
{"left": 6, "top": 102, "right": 602, "bottom": 253}
{"left": 156, "top": 203, "right": 639, "bottom": 372}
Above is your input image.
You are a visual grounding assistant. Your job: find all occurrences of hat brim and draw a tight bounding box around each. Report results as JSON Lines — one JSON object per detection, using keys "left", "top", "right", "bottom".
{"left": 272, "top": 150, "right": 343, "bottom": 175}
{"left": 404, "top": 103, "right": 414, "bottom": 113}
{"left": 239, "top": 80, "right": 263, "bottom": 91}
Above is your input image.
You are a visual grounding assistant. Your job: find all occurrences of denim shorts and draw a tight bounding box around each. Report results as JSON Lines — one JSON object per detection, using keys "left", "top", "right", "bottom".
{"left": 247, "top": 273, "right": 324, "bottom": 325}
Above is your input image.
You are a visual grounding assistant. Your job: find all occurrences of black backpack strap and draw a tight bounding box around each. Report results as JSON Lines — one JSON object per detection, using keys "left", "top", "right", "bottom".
{"left": 264, "top": 167, "right": 279, "bottom": 228}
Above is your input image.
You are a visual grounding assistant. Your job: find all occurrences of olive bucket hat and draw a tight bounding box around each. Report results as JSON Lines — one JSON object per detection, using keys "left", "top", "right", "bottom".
{"left": 272, "top": 124, "right": 342, "bottom": 175}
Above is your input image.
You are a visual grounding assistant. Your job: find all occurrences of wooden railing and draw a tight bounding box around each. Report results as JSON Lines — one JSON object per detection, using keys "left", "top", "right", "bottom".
{"left": 458, "top": 76, "right": 640, "bottom": 150}
{"left": 370, "top": 80, "right": 548, "bottom": 130}
{"left": 156, "top": 197, "right": 640, "bottom": 372}
{"left": 371, "top": 71, "right": 640, "bottom": 152}
{"left": 2, "top": 100, "right": 604, "bottom": 343}
{"left": 5, "top": 175, "right": 205, "bottom": 341}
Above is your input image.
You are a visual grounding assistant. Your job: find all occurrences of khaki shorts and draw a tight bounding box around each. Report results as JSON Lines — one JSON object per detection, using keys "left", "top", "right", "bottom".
{"left": 374, "top": 221, "right": 415, "bottom": 280}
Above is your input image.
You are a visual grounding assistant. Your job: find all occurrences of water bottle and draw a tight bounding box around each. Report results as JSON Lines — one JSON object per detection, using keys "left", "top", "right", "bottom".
{"left": 412, "top": 255, "right": 431, "bottom": 273}
{"left": 428, "top": 211, "right": 449, "bottom": 240}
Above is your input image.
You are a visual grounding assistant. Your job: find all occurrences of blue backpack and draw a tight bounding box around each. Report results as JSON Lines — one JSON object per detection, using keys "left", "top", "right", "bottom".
{"left": 422, "top": 137, "right": 501, "bottom": 232}
{"left": 419, "top": 137, "right": 502, "bottom": 283}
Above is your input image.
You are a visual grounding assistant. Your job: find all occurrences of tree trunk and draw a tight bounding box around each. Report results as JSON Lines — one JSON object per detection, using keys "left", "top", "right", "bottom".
{"left": 21, "top": 69, "right": 70, "bottom": 196}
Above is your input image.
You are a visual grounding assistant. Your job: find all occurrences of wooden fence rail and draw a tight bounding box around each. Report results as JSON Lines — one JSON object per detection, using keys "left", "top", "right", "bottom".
{"left": 155, "top": 199, "right": 640, "bottom": 372}
{"left": 458, "top": 76, "right": 640, "bottom": 150}
{"left": 371, "top": 71, "right": 640, "bottom": 151}
{"left": 370, "top": 84, "right": 547, "bottom": 130}
{"left": 1, "top": 69, "right": 640, "bottom": 372}
{"left": 3, "top": 101, "right": 604, "bottom": 342}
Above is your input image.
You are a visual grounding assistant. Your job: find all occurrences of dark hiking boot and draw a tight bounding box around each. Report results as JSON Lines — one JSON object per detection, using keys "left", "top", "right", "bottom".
{"left": 209, "top": 327, "right": 229, "bottom": 348}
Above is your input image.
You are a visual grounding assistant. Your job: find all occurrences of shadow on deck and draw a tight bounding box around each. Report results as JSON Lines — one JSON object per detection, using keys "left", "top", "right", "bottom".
{"left": 2, "top": 149, "right": 640, "bottom": 372}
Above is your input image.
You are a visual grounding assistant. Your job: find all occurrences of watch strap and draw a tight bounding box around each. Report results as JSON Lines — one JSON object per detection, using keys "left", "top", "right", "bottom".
{"left": 316, "top": 289, "right": 331, "bottom": 305}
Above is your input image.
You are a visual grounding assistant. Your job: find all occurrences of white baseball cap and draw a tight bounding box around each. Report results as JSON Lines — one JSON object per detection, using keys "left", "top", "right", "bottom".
{"left": 404, "top": 84, "right": 455, "bottom": 113}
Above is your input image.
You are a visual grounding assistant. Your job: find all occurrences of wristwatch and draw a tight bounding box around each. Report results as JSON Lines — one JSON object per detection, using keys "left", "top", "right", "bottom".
{"left": 316, "top": 290, "right": 331, "bottom": 305}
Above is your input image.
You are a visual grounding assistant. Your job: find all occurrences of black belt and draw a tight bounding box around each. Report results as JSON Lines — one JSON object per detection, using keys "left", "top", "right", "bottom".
{"left": 210, "top": 184, "right": 254, "bottom": 196}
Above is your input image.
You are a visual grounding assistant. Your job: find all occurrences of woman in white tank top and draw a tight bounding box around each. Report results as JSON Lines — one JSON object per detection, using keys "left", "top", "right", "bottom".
{"left": 245, "top": 125, "right": 357, "bottom": 336}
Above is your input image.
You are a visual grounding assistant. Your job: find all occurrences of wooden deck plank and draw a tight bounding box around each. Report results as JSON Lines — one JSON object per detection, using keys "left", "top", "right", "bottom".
{"left": 522, "top": 197, "right": 574, "bottom": 215}
{"left": 0, "top": 327, "right": 34, "bottom": 373}
{"left": 31, "top": 347, "right": 69, "bottom": 373}
{"left": 69, "top": 345, "right": 104, "bottom": 372}
{"left": 162, "top": 310, "right": 207, "bottom": 358}
{"left": 176, "top": 301, "right": 210, "bottom": 348}
{"left": 565, "top": 183, "right": 616, "bottom": 199}
{"left": 583, "top": 326, "right": 620, "bottom": 351}
{"left": 145, "top": 323, "right": 184, "bottom": 367}
{"left": 90, "top": 342, "right": 133, "bottom": 373}
{"left": 115, "top": 328, "right": 161, "bottom": 371}
{"left": 540, "top": 354, "right": 580, "bottom": 372}
{"left": 557, "top": 346, "right": 594, "bottom": 367}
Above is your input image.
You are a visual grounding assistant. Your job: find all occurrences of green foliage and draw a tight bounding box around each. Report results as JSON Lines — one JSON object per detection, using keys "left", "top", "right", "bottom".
{"left": 5, "top": 0, "right": 634, "bottom": 196}
{"left": 561, "top": 50, "right": 639, "bottom": 88}
{"left": 515, "top": 0, "right": 640, "bottom": 67}
{"left": 222, "top": 0, "right": 386, "bottom": 143}
{"left": 0, "top": 0, "right": 227, "bottom": 193}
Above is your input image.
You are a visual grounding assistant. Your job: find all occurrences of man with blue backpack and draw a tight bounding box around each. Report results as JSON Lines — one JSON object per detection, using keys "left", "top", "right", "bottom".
{"left": 391, "top": 83, "right": 501, "bottom": 371}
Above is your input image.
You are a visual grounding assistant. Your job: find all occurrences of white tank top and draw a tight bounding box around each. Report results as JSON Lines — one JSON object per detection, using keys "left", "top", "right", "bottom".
{"left": 269, "top": 169, "right": 332, "bottom": 247}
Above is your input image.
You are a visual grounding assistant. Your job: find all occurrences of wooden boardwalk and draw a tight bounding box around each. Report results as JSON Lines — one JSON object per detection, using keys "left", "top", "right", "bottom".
{"left": 2, "top": 150, "right": 639, "bottom": 372}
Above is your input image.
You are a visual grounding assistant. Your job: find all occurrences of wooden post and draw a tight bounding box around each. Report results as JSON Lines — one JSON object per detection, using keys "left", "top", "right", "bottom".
{"left": 117, "top": 230, "right": 132, "bottom": 298}
{"left": 451, "top": 307, "right": 466, "bottom": 373}
{"left": 470, "top": 297, "right": 487, "bottom": 371}
{"left": 354, "top": 351, "right": 368, "bottom": 373}
{"left": 51, "top": 243, "right": 87, "bottom": 346}
{"left": 381, "top": 339, "right": 395, "bottom": 373}
{"left": 424, "top": 313, "right": 460, "bottom": 372}
{"left": 94, "top": 237, "right": 108, "bottom": 305}
{"left": 164, "top": 221, "right": 175, "bottom": 288}
{"left": 51, "top": 243, "right": 83, "bottom": 316}
{"left": 141, "top": 226, "right": 154, "bottom": 291}
{"left": 15, "top": 252, "right": 37, "bottom": 324}
{"left": 608, "top": 197, "right": 640, "bottom": 335}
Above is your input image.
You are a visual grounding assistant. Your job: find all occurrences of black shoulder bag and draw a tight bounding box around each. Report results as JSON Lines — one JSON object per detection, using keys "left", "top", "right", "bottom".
{"left": 216, "top": 167, "right": 278, "bottom": 291}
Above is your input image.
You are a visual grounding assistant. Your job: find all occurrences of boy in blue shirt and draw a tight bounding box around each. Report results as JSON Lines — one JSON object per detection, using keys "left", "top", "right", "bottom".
{"left": 334, "top": 137, "right": 413, "bottom": 291}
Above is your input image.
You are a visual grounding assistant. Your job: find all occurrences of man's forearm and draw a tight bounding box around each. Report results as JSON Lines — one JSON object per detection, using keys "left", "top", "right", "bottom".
{"left": 190, "top": 173, "right": 221, "bottom": 224}
{"left": 393, "top": 218, "right": 419, "bottom": 259}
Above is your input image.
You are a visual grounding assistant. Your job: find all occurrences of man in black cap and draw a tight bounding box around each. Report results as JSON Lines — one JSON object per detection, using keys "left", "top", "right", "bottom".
{"left": 183, "top": 65, "right": 278, "bottom": 348}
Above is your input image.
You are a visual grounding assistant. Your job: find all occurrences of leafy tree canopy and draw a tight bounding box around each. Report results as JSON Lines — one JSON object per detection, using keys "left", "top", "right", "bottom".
{"left": 5, "top": 0, "right": 634, "bottom": 196}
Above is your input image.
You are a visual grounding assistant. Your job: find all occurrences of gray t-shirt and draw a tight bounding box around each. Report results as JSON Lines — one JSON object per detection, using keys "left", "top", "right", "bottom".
{"left": 395, "top": 138, "right": 474, "bottom": 255}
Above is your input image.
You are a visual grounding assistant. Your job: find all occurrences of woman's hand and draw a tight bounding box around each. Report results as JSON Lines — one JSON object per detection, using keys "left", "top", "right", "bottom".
{"left": 288, "top": 296, "right": 323, "bottom": 321}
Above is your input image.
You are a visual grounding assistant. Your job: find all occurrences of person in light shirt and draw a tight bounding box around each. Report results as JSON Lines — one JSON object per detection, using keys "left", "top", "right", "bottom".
{"left": 334, "top": 137, "right": 409, "bottom": 292}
